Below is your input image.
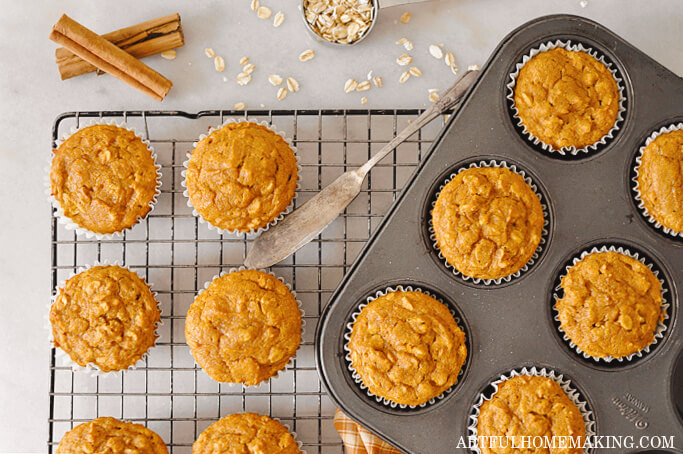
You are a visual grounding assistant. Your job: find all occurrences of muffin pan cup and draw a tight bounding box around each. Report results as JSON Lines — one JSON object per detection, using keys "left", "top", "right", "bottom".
{"left": 342, "top": 285, "right": 469, "bottom": 409}
{"left": 632, "top": 122, "right": 683, "bottom": 238}
{"left": 46, "top": 260, "right": 163, "bottom": 377}
{"left": 316, "top": 15, "right": 682, "bottom": 454}
{"left": 181, "top": 118, "right": 301, "bottom": 238}
{"left": 552, "top": 244, "right": 671, "bottom": 364}
{"left": 46, "top": 119, "right": 162, "bottom": 239}
{"left": 189, "top": 266, "right": 306, "bottom": 387}
{"left": 506, "top": 39, "right": 627, "bottom": 157}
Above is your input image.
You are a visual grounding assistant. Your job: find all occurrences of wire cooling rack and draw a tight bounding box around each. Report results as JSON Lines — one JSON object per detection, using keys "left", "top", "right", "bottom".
{"left": 49, "top": 109, "right": 447, "bottom": 453}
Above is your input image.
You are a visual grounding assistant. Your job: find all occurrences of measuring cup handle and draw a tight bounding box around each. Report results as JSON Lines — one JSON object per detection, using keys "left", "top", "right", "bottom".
{"left": 377, "top": 0, "right": 433, "bottom": 8}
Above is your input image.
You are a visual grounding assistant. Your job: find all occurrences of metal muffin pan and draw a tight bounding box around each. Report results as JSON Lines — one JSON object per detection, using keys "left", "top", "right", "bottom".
{"left": 316, "top": 14, "right": 682, "bottom": 454}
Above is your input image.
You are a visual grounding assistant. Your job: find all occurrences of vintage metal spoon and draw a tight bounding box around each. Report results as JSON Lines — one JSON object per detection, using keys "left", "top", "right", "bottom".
{"left": 244, "top": 69, "right": 479, "bottom": 269}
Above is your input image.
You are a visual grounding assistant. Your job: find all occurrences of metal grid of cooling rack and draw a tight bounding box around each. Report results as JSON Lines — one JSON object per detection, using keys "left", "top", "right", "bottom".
{"left": 49, "top": 109, "right": 447, "bottom": 453}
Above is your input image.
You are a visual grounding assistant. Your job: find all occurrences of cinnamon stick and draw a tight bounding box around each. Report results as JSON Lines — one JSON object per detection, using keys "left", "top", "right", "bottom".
{"left": 49, "top": 14, "right": 173, "bottom": 101}
{"left": 56, "top": 14, "right": 184, "bottom": 80}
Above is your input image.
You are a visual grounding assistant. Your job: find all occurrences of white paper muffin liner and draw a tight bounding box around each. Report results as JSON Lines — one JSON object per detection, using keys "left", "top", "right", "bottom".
{"left": 46, "top": 260, "right": 162, "bottom": 377}
{"left": 181, "top": 118, "right": 301, "bottom": 238}
{"left": 188, "top": 266, "right": 305, "bottom": 387}
{"left": 428, "top": 160, "right": 550, "bottom": 286}
{"left": 46, "top": 119, "right": 162, "bottom": 239}
{"left": 343, "top": 285, "right": 468, "bottom": 409}
{"left": 507, "top": 40, "right": 626, "bottom": 156}
{"left": 632, "top": 122, "right": 683, "bottom": 237}
{"left": 468, "top": 366, "right": 596, "bottom": 454}
{"left": 553, "top": 245, "right": 670, "bottom": 363}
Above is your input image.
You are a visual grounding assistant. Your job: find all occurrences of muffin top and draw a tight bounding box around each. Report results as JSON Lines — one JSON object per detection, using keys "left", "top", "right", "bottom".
{"left": 431, "top": 166, "right": 544, "bottom": 280}
{"left": 637, "top": 128, "right": 683, "bottom": 233}
{"left": 193, "top": 413, "right": 301, "bottom": 454}
{"left": 50, "top": 124, "right": 158, "bottom": 234}
{"left": 185, "top": 270, "right": 301, "bottom": 385}
{"left": 56, "top": 417, "right": 168, "bottom": 454}
{"left": 348, "top": 290, "right": 467, "bottom": 406}
{"left": 514, "top": 47, "right": 619, "bottom": 150}
{"left": 477, "top": 375, "right": 585, "bottom": 454}
{"left": 50, "top": 265, "right": 160, "bottom": 372}
{"left": 185, "top": 122, "right": 298, "bottom": 232}
{"left": 556, "top": 251, "right": 663, "bottom": 358}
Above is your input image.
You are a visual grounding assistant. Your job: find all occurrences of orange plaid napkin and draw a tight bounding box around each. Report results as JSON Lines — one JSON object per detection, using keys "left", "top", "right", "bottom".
{"left": 334, "top": 409, "right": 403, "bottom": 454}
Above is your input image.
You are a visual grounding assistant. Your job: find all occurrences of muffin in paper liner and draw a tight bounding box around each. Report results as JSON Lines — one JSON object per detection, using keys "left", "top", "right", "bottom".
{"left": 632, "top": 122, "right": 683, "bottom": 238}
{"left": 181, "top": 118, "right": 301, "bottom": 238}
{"left": 343, "top": 285, "right": 469, "bottom": 410}
{"left": 468, "top": 366, "right": 596, "bottom": 454}
{"left": 552, "top": 245, "right": 670, "bottom": 363}
{"left": 428, "top": 160, "right": 550, "bottom": 286}
{"left": 506, "top": 40, "right": 626, "bottom": 156}
{"left": 46, "top": 260, "right": 162, "bottom": 377}
{"left": 187, "top": 266, "right": 305, "bottom": 387}
{"left": 46, "top": 119, "right": 162, "bottom": 240}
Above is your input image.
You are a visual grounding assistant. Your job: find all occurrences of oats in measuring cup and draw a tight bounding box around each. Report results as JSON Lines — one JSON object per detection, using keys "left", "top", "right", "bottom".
{"left": 304, "top": 0, "right": 375, "bottom": 45}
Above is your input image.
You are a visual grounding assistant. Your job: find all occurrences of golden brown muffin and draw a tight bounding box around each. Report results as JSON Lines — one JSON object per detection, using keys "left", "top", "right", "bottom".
{"left": 431, "top": 167, "right": 544, "bottom": 280}
{"left": 477, "top": 375, "right": 585, "bottom": 454}
{"left": 193, "top": 413, "right": 301, "bottom": 454}
{"left": 185, "top": 270, "right": 301, "bottom": 385}
{"left": 56, "top": 417, "right": 168, "bottom": 454}
{"left": 50, "top": 124, "right": 158, "bottom": 234}
{"left": 514, "top": 47, "right": 620, "bottom": 150}
{"left": 637, "top": 128, "right": 683, "bottom": 233}
{"left": 50, "top": 265, "right": 160, "bottom": 372}
{"left": 556, "top": 251, "right": 663, "bottom": 358}
{"left": 347, "top": 290, "right": 467, "bottom": 406}
{"left": 185, "top": 122, "right": 298, "bottom": 232}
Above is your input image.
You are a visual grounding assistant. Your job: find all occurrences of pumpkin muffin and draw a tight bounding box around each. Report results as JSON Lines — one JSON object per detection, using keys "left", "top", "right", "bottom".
{"left": 50, "top": 124, "right": 158, "bottom": 235}
{"left": 185, "top": 270, "right": 301, "bottom": 385}
{"left": 556, "top": 251, "right": 663, "bottom": 358}
{"left": 193, "top": 413, "right": 300, "bottom": 454}
{"left": 636, "top": 128, "right": 683, "bottom": 233}
{"left": 514, "top": 47, "right": 620, "bottom": 150}
{"left": 431, "top": 166, "right": 544, "bottom": 281}
{"left": 50, "top": 265, "right": 160, "bottom": 372}
{"left": 57, "top": 417, "right": 168, "bottom": 454}
{"left": 185, "top": 122, "right": 298, "bottom": 232}
{"left": 477, "top": 375, "right": 585, "bottom": 454}
{"left": 347, "top": 290, "right": 467, "bottom": 406}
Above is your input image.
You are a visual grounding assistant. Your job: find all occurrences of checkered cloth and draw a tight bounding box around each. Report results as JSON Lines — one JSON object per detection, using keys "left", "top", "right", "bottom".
{"left": 334, "top": 409, "right": 402, "bottom": 454}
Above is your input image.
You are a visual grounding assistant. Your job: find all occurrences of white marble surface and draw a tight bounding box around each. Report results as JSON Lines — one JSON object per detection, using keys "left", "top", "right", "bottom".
{"left": 0, "top": 0, "right": 680, "bottom": 451}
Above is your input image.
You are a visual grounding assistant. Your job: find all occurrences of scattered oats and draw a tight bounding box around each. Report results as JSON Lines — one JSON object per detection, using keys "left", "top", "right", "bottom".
{"left": 269, "top": 74, "right": 283, "bottom": 86}
{"left": 580, "top": 0, "right": 588, "bottom": 7}
{"left": 396, "top": 38, "right": 408, "bottom": 45}
{"left": 404, "top": 40, "right": 414, "bottom": 51}
{"left": 399, "top": 12, "right": 411, "bottom": 24}
{"left": 361, "top": 96, "right": 367, "bottom": 104}
{"left": 222, "top": 76, "right": 228, "bottom": 82}
{"left": 344, "top": 78, "right": 358, "bottom": 93}
{"left": 396, "top": 53, "right": 412, "bottom": 66}
{"left": 243, "top": 63, "right": 255, "bottom": 74}
{"left": 286, "top": 77, "right": 300, "bottom": 92}
{"left": 409, "top": 66, "right": 422, "bottom": 77}
{"left": 257, "top": 6, "right": 272, "bottom": 19}
{"left": 356, "top": 80, "right": 371, "bottom": 91}
{"left": 240, "top": 56, "right": 250, "bottom": 66}
{"left": 250, "top": 0, "right": 259, "bottom": 11}
{"left": 444, "top": 51, "right": 455, "bottom": 67}
{"left": 237, "top": 72, "right": 252, "bottom": 85}
{"left": 372, "top": 76, "right": 383, "bottom": 88}
{"left": 260, "top": 104, "right": 265, "bottom": 108}
{"left": 429, "top": 44, "right": 444, "bottom": 59}
{"left": 450, "top": 64, "right": 459, "bottom": 75}
{"left": 234, "top": 102, "right": 246, "bottom": 111}
{"left": 299, "top": 49, "right": 315, "bottom": 62}
{"left": 428, "top": 90, "right": 440, "bottom": 103}
{"left": 214, "top": 56, "right": 225, "bottom": 72}
{"left": 399, "top": 71, "right": 411, "bottom": 83}
{"left": 468, "top": 64, "right": 480, "bottom": 71}
{"left": 161, "top": 50, "right": 176, "bottom": 60}
{"left": 303, "top": 0, "right": 374, "bottom": 44}
{"left": 367, "top": 70, "right": 373, "bottom": 80}
{"left": 204, "top": 47, "right": 215, "bottom": 58}
{"left": 277, "top": 87, "right": 288, "bottom": 101}
{"left": 273, "top": 11, "right": 285, "bottom": 27}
